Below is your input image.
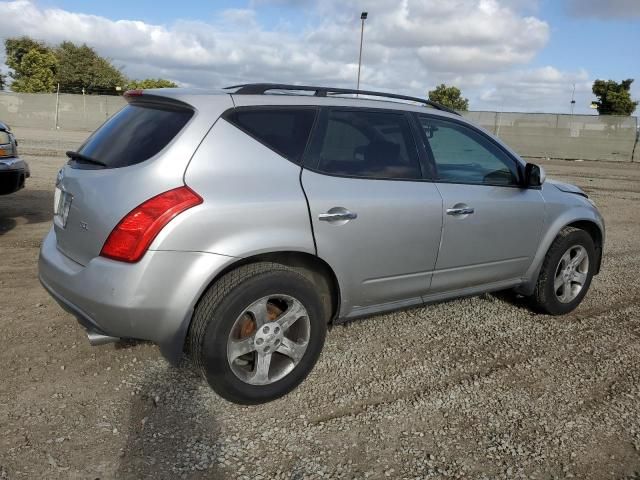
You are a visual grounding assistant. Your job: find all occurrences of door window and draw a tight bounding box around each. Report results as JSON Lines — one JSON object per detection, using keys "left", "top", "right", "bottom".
{"left": 417, "top": 115, "right": 519, "bottom": 186}
{"left": 314, "top": 110, "right": 422, "bottom": 180}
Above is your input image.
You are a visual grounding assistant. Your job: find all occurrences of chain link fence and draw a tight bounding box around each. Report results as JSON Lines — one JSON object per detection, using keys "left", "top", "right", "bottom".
{"left": 1, "top": 92, "right": 638, "bottom": 162}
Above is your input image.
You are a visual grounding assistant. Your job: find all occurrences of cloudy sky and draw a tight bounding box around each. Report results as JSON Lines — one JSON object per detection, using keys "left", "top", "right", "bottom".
{"left": 1, "top": 0, "right": 639, "bottom": 114}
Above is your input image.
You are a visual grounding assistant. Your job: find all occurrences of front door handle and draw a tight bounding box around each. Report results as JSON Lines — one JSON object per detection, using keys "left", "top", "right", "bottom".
{"left": 446, "top": 206, "right": 474, "bottom": 216}
{"left": 319, "top": 209, "right": 358, "bottom": 222}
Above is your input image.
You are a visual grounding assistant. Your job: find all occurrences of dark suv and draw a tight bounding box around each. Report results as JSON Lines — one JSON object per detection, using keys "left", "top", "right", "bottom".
{"left": 0, "top": 121, "right": 29, "bottom": 195}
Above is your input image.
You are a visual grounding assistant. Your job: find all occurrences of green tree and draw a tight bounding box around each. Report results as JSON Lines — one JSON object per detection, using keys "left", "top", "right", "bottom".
{"left": 5, "top": 37, "right": 58, "bottom": 92}
{"left": 9, "top": 48, "right": 58, "bottom": 93}
{"left": 592, "top": 79, "right": 638, "bottom": 116}
{"left": 55, "top": 41, "right": 126, "bottom": 94}
{"left": 126, "top": 78, "right": 178, "bottom": 89}
{"left": 428, "top": 84, "right": 469, "bottom": 111}
{"left": 5, "top": 37, "right": 51, "bottom": 72}
{"left": 0, "top": 72, "right": 5, "bottom": 90}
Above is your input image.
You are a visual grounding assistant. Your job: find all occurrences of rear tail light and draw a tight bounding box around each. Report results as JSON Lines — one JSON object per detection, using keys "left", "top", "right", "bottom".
{"left": 100, "top": 186, "right": 202, "bottom": 263}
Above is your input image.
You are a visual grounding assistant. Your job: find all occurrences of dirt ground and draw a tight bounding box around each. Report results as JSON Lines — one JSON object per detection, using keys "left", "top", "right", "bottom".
{"left": 1, "top": 132, "right": 640, "bottom": 479}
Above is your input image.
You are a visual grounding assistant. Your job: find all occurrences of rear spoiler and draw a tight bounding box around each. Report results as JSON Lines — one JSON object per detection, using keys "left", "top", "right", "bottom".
{"left": 123, "top": 89, "right": 194, "bottom": 111}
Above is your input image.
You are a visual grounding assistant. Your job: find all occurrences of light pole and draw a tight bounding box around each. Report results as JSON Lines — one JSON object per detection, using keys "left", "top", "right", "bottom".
{"left": 570, "top": 83, "right": 576, "bottom": 115}
{"left": 356, "top": 11, "right": 368, "bottom": 92}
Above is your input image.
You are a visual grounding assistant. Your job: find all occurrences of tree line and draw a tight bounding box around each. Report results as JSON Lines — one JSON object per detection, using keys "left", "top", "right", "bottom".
{"left": 0, "top": 36, "right": 176, "bottom": 94}
{"left": 427, "top": 80, "right": 636, "bottom": 116}
{"left": 0, "top": 36, "right": 636, "bottom": 115}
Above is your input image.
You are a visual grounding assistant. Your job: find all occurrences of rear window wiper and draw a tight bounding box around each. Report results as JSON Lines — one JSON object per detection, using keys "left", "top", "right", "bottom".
{"left": 66, "top": 150, "right": 107, "bottom": 167}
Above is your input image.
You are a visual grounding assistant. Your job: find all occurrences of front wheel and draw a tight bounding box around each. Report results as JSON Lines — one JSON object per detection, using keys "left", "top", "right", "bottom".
{"left": 188, "top": 262, "right": 327, "bottom": 405}
{"left": 531, "top": 227, "right": 596, "bottom": 315}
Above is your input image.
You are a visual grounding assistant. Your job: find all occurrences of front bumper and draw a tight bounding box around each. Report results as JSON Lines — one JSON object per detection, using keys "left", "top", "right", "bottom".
{"left": 0, "top": 157, "right": 29, "bottom": 195}
{"left": 38, "top": 227, "right": 235, "bottom": 363}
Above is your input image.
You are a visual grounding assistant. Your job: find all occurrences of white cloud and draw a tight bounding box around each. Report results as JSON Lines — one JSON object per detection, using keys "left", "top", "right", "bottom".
{"left": 0, "top": 0, "right": 600, "bottom": 112}
{"left": 219, "top": 8, "right": 258, "bottom": 28}
{"left": 475, "top": 67, "right": 592, "bottom": 112}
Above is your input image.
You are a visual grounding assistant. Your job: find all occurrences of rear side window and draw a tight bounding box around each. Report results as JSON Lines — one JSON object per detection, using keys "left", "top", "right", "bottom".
{"left": 312, "top": 110, "right": 422, "bottom": 180}
{"left": 225, "top": 108, "right": 317, "bottom": 163}
{"left": 76, "top": 103, "right": 193, "bottom": 168}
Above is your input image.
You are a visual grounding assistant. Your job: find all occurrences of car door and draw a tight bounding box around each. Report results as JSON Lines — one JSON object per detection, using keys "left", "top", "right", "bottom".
{"left": 414, "top": 113, "right": 545, "bottom": 294}
{"left": 301, "top": 108, "right": 443, "bottom": 317}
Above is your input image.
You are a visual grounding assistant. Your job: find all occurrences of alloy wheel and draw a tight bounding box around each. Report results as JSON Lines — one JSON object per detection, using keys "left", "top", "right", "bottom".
{"left": 554, "top": 245, "right": 589, "bottom": 303}
{"left": 227, "top": 295, "right": 310, "bottom": 385}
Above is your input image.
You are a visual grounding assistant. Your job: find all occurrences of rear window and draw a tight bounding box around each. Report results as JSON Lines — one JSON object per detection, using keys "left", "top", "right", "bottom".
{"left": 225, "top": 108, "right": 317, "bottom": 163}
{"left": 75, "top": 103, "right": 193, "bottom": 168}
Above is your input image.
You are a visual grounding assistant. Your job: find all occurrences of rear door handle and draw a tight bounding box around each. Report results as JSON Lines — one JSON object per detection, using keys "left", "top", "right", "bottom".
{"left": 446, "top": 206, "right": 474, "bottom": 216}
{"left": 319, "top": 209, "right": 358, "bottom": 222}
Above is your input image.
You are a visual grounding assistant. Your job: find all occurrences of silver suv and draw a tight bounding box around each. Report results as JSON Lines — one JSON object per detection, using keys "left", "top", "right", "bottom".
{"left": 39, "top": 84, "right": 604, "bottom": 404}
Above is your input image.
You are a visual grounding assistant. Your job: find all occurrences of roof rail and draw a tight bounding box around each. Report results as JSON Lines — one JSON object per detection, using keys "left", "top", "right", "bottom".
{"left": 224, "top": 83, "right": 460, "bottom": 116}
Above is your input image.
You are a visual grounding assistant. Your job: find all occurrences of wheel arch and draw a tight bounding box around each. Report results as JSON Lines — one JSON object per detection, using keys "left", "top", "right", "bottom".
{"left": 566, "top": 219, "right": 603, "bottom": 274}
{"left": 518, "top": 210, "right": 604, "bottom": 296}
{"left": 160, "top": 250, "right": 342, "bottom": 365}
{"left": 207, "top": 251, "right": 341, "bottom": 325}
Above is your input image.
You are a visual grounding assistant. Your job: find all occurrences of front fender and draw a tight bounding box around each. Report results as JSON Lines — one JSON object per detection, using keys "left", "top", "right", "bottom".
{"left": 518, "top": 201, "right": 604, "bottom": 295}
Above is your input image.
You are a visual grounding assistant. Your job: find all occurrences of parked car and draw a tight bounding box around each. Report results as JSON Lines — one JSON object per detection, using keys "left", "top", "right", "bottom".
{"left": 0, "top": 121, "right": 29, "bottom": 195}
{"left": 38, "top": 84, "right": 604, "bottom": 404}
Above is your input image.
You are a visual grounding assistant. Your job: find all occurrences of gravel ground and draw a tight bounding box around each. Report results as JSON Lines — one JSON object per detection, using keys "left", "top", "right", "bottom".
{"left": 1, "top": 129, "right": 640, "bottom": 479}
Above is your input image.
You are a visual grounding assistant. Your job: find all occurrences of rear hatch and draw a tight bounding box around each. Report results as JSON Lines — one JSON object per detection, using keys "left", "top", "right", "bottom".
{"left": 53, "top": 91, "right": 228, "bottom": 266}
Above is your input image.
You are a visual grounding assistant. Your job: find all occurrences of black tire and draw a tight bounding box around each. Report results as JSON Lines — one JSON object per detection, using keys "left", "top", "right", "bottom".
{"left": 188, "top": 262, "right": 327, "bottom": 405}
{"left": 531, "top": 227, "right": 596, "bottom": 315}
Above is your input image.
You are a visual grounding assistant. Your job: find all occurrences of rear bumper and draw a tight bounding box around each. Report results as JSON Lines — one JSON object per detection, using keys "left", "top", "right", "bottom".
{"left": 38, "top": 227, "right": 235, "bottom": 363}
{"left": 0, "top": 157, "right": 29, "bottom": 195}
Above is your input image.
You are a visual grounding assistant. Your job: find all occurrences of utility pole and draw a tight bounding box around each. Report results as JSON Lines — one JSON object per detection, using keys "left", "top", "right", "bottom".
{"left": 54, "top": 83, "right": 60, "bottom": 130}
{"left": 356, "top": 11, "right": 368, "bottom": 93}
{"left": 570, "top": 83, "right": 576, "bottom": 115}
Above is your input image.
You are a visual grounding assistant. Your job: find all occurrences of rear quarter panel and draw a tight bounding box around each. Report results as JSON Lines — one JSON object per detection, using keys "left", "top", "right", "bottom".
{"left": 152, "top": 118, "right": 315, "bottom": 257}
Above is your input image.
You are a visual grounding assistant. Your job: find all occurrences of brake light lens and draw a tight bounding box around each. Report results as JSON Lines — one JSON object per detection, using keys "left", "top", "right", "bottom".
{"left": 124, "top": 89, "right": 144, "bottom": 97}
{"left": 100, "top": 186, "right": 202, "bottom": 263}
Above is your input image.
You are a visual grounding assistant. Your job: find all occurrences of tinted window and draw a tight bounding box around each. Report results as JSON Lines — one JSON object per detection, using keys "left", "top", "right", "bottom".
{"left": 418, "top": 115, "right": 519, "bottom": 186}
{"left": 227, "top": 108, "right": 316, "bottom": 163}
{"left": 76, "top": 103, "right": 193, "bottom": 168}
{"left": 314, "top": 110, "right": 421, "bottom": 180}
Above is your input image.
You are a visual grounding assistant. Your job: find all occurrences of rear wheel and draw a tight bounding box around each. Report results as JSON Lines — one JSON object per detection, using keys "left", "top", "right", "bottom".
{"left": 188, "top": 262, "right": 327, "bottom": 405}
{"left": 531, "top": 227, "right": 595, "bottom": 315}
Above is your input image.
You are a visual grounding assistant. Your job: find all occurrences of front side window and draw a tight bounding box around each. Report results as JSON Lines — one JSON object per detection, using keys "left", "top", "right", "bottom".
{"left": 314, "top": 110, "right": 422, "bottom": 180}
{"left": 226, "top": 108, "right": 317, "bottom": 163}
{"left": 418, "top": 115, "right": 519, "bottom": 186}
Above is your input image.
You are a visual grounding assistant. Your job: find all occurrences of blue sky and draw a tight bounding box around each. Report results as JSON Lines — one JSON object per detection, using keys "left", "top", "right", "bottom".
{"left": 3, "top": 0, "right": 640, "bottom": 114}
{"left": 533, "top": 1, "right": 640, "bottom": 82}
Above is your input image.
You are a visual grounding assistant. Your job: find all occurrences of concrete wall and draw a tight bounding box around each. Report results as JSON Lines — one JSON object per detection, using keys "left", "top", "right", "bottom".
{"left": 0, "top": 92, "right": 127, "bottom": 132}
{"left": 463, "top": 111, "right": 638, "bottom": 163}
{"left": 1, "top": 92, "right": 638, "bottom": 162}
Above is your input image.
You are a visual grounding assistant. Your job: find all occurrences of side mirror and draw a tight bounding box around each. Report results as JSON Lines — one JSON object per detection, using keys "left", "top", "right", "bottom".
{"left": 524, "top": 163, "right": 545, "bottom": 187}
